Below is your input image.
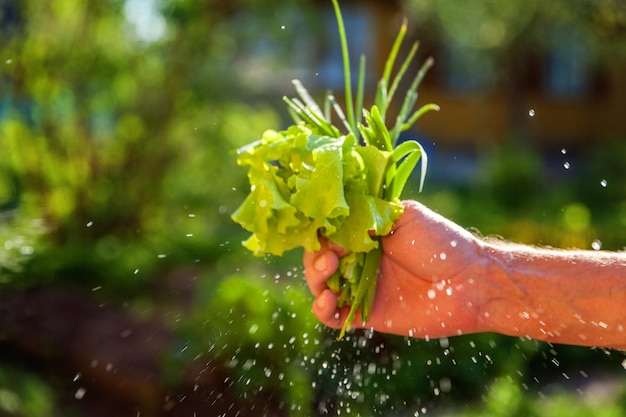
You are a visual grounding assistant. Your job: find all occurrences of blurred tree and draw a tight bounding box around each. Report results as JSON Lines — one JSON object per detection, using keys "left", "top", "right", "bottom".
{"left": 0, "top": 0, "right": 310, "bottom": 294}
{"left": 0, "top": 0, "right": 325, "bottom": 415}
{"left": 404, "top": 0, "right": 626, "bottom": 57}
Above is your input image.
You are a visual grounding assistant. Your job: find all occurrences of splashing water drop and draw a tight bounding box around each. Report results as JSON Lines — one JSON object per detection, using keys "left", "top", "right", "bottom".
{"left": 440, "top": 377, "right": 452, "bottom": 393}
{"left": 75, "top": 387, "right": 86, "bottom": 400}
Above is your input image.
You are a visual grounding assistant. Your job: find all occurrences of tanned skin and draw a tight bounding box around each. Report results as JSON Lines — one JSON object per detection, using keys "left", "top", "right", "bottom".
{"left": 303, "top": 200, "right": 626, "bottom": 350}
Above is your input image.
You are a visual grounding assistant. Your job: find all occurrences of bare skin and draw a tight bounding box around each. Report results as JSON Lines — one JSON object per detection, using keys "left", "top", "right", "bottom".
{"left": 303, "top": 200, "right": 626, "bottom": 349}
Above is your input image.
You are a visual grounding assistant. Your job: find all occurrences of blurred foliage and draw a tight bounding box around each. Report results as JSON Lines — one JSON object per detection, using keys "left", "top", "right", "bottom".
{"left": 404, "top": 0, "right": 626, "bottom": 59}
{"left": 0, "top": 0, "right": 625, "bottom": 416}
{"left": 413, "top": 138, "right": 626, "bottom": 252}
{"left": 0, "top": 213, "right": 45, "bottom": 282}
{"left": 0, "top": 0, "right": 286, "bottom": 294}
{"left": 481, "top": 140, "right": 543, "bottom": 211}
{"left": 442, "top": 376, "right": 626, "bottom": 417}
{"left": 0, "top": 365, "right": 55, "bottom": 417}
{"left": 174, "top": 272, "right": 323, "bottom": 416}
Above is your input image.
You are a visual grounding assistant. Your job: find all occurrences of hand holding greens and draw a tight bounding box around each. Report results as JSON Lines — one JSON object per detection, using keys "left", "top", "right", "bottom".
{"left": 232, "top": 0, "right": 438, "bottom": 338}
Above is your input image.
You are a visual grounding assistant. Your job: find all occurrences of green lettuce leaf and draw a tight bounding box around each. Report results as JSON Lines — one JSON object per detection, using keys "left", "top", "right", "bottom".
{"left": 231, "top": 124, "right": 403, "bottom": 257}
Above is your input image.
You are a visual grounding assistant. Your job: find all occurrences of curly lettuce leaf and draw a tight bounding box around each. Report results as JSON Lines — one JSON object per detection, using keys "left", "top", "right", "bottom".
{"left": 327, "top": 192, "right": 401, "bottom": 253}
{"left": 231, "top": 124, "right": 402, "bottom": 257}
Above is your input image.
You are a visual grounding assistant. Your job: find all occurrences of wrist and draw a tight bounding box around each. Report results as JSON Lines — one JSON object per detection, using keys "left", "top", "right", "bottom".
{"left": 474, "top": 240, "right": 525, "bottom": 336}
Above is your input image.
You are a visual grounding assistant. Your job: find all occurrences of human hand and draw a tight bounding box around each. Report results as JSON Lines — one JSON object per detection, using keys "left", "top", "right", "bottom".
{"left": 303, "top": 200, "right": 487, "bottom": 339}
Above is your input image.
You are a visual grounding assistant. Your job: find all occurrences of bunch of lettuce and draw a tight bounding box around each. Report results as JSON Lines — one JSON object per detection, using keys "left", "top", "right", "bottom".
{"left": 232, "top": 0, "right": 438, "bottom": 338}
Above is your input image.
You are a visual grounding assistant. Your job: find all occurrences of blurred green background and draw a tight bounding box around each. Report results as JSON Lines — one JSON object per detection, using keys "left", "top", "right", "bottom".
{"left": 1, "top": 0, "right": 625, "bottom": 416}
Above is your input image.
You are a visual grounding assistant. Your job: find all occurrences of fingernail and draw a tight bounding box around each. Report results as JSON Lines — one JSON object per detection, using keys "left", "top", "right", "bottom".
{"left": 314, "top": 254, "right": 328, "bottom": 272}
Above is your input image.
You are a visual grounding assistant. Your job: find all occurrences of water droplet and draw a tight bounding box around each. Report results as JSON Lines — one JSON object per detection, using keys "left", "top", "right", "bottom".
{"left": 427, "top": 289, "right": 436, "bottom": 300}
{"left": 563, "top": 162, "right": 570, "bottom": 170}
{"left": 440, "top": 377, "right": 452, "bottom": 392}
{"left": 259, "top": 200, "right": 267, "bottom": 208}
{"left": 439, "top": 252, "right": 447, "bottom": 261}
{"left": 75, "top": 387, "right": 86, "bottom": 400}
{"left": 86, "top": 221, "right": 93, "bottom": 227}
{"left": 439, "top": 337, "right": 449, "bottom": 348}
{"left": 367, "top": 362, "right": 377, "bottom": 375}
{"left": 561, "top": 148, "right": 567, "bottom": 154}
{"left": 600, "top": 179, "right": 608, "bottom": 187}
{"left": 591, "top": 240, "right": 602, "bottom": 250}
{"left": 449, "top": 240, "right": 457, "bottom": 248}
{"left": 528, "top": 108, "right": 535, "bottom": 117}
{"left": 5, "top": 59, "right": 12, "bottom": 65}
{"left": 280, "top": 25, "right": 286, "bottom": 30}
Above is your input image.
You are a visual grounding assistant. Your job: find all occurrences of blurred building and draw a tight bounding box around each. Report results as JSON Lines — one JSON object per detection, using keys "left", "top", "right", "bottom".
{"left": 239, "top": 0, "right": 626, "bottom": 150}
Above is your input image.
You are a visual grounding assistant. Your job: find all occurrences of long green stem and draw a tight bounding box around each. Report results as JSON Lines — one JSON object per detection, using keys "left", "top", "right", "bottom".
{"left": 338, "top": 243, "right": 382, "bottom": 339}
{"left": 331, "top": 0, "right": 356, "bottom": 136}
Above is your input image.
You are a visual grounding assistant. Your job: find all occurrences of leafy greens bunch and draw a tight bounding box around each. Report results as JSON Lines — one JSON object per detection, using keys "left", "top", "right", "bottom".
{"left": 232, "top": 0, "right": 438, "bottom": 338}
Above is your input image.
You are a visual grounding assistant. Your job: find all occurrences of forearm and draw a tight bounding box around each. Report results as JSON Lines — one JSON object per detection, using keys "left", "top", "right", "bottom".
{"left": 477, "top": 241, "right": 626, "bottom": 349}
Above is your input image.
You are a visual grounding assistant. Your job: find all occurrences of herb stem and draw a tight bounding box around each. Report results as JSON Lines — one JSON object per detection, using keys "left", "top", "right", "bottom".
{"left": 338, "top": 243, "right": 382, "bottom": 339}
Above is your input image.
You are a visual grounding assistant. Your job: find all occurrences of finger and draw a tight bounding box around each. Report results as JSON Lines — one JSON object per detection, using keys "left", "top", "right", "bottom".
{"left": 312, "top": 289, "right": 355, "bottom": 330}
{"left": 312, "top": 289, "right": 340, "bottom": 325}
{"left": 326, "top": 240, "right": 348, "bottom": 257}
{"left": 303, "top": 250, "right": 339, "bottom": 297}
{"left": 313, "top": 290, "right": 371, "bottom": 334}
